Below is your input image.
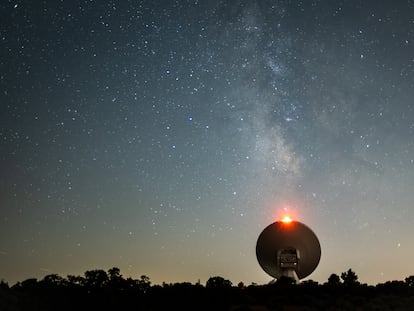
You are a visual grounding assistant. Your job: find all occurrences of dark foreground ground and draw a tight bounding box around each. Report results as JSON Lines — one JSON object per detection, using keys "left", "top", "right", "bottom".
{"left": 2, "top": 269, "right": 414, "bottom": 310}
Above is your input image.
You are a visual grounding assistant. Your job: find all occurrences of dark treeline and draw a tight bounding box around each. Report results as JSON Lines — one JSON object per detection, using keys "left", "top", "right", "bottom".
{"left": 1, "top": 268, "right": 414, "bottom": 310}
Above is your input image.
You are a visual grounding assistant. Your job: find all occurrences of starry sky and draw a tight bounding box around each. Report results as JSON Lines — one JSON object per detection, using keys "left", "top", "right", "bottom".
{"left": 1, "top": 0, "right": 414, "bottom": 286}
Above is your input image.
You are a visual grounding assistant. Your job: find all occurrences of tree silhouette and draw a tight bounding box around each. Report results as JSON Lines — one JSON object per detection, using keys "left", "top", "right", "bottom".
{"left": 4, "top": 267, "right": 414, "bottom": 311}
{"left": 327, "top": 273, "right": 341, "bottom": 286}
{"left": 18, "top": 278, "right": 38, "bottom": 289}
{"left": 405, "top": 275, "right": 414, "bottom": 287}
{"left": 41, "top": 274, "right": 65, "bottom": 287}
{"left": 107, "top": 267, "right": 125, "bottom": 289}
{"left": 137, "top": 275, "right": 151, "bottom": 293}
{"left": 67, "top": 274, "right": 85, "bottom": 287}
{"left": 84, "top": 269, "right": 109, "bottom": 289}
{"left": 206, "top": 276, "right": 232, "bottom": 289}
{"left": 108, "top": 267, "right": 121, "bottom": 280}
{"left": 274, "top": 276, "right": 296, "bottom": 286}
{"left": 0, "top": 280, "right": 9, "bottom": 289}
{"left": 341, "top": 269, "right": 359, "bottom": 286}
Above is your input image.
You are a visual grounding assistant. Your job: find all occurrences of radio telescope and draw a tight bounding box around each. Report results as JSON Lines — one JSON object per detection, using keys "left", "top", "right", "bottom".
{"left": 256, "top": 217, "right": 321, "bottom": 283}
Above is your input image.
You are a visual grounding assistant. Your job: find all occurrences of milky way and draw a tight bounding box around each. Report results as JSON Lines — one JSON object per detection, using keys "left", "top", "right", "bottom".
{"left": 1, "top": 1, "right": 414, "bottom": 285}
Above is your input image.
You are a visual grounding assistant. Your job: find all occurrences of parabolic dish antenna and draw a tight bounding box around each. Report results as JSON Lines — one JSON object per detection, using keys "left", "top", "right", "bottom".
{"left": 256, "top": 219, "right": 321, "bottom": 282}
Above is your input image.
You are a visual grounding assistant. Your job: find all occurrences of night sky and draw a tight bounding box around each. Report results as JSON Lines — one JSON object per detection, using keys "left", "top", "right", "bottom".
{"left": 1, "top": 0, "right": 414, "bottom": 286}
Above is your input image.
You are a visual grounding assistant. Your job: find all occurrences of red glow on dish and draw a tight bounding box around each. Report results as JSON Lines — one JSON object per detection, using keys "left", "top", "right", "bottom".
{"left": 281, "top": 215, "right": 293, "bottom": 223}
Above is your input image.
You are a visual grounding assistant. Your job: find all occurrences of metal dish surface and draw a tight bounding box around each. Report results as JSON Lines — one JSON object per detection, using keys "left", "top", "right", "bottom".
{"left": 256, "top": 220, "right": 321, "bottom": 279}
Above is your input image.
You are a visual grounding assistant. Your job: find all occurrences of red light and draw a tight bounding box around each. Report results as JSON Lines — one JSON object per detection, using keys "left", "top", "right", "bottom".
{"left": 281, "top": 216, "right": 293, "bottom": 223}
